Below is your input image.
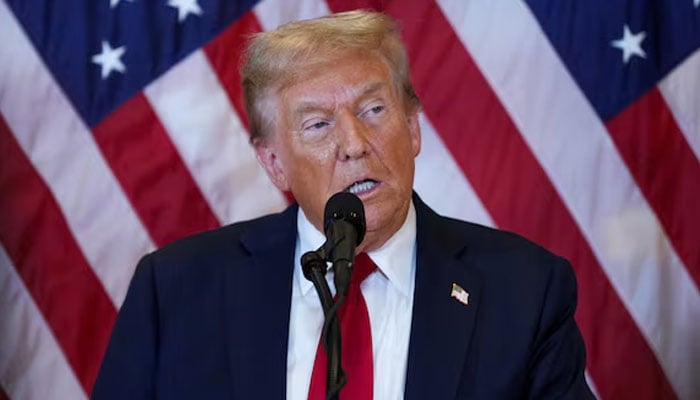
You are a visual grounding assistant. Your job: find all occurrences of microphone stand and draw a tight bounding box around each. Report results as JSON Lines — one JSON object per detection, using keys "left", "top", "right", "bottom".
{"left": 302, "top": 190, "right": 365, "bottom": 400}
{"left": 302, "top": 250, "right": 346, "bottom": 400}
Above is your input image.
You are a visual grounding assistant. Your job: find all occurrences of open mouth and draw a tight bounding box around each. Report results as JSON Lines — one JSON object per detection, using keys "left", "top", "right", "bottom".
{"left": 344, "top": 179, "right": 378, "bottom": 195}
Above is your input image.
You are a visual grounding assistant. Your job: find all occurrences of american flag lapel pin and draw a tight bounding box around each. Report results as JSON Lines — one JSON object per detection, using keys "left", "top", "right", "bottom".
{"left": 450, "top": 283, "right": 470, "bottom": 306}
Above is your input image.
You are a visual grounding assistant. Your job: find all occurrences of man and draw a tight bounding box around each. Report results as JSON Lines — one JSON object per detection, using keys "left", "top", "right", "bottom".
{"left": 92, "top": 10, "right": 594, "bottom": 400}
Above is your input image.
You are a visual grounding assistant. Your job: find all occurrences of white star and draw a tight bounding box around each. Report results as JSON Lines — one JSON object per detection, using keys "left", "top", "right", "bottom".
{"left": 168, "top": 0, "right": 203, "bottom": 22}
{"left": 91, "top": 41, "right": 127, "bottom": 79}
{"left": 109, "top": 0, "right": 134, "bottom": 9}
{"left": 695, "top": 0, "right": 699, "bottom": 8}
{"left": 611, "top": 24, "right": 647, "bottom": 64}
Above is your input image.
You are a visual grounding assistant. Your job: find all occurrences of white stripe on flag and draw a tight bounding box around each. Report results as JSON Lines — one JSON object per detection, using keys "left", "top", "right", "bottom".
{"left": 659, "top": 48, "right": 700, "bottom": 161}
{"left": 436, "top": 1, "right": 700, "bottom": 398}
{"left": 415, "top": 114, "right": 494, "bottom": 227}
{"left": 0, "top": 245, "right": 87, "bottom": 400}
{"left": 0, "top": 2, "right": 154, "bottom": 308}
{"left": 253, "top": 0, "right": 331, "bottom": 30}
{"left": 144, "top": 50, "right": 287, "bottom": 225}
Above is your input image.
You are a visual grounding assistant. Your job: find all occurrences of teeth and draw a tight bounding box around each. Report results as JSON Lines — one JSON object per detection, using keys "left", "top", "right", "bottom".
{"left": 346, "top": 180, "right": 377, "bottom": 194}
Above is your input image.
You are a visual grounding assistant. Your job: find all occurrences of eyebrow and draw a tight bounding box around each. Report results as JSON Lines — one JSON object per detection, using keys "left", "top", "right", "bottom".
{"left": 292, "top": 81, "right": 388, "bottom": 118}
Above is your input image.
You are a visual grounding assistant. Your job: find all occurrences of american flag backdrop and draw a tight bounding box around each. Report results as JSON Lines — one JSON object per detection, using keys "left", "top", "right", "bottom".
{"left": 0, "top": 0, "right": 698, "bottom": 399}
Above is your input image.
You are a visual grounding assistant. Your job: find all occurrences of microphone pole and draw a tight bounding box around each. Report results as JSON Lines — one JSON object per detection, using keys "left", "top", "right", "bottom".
{"left": 301, "top": 192, "right": 366, "bottom": 400}
{"left": 301, "top": 250, "right": 343, "bottom": 400}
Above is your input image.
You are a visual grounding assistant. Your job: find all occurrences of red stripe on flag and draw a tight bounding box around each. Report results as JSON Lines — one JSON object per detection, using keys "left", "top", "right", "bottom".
{"left": 324, "top": 1, "right": 678, "bottom": 398}
{"left": 606, "top": 88, "right": 700, "bottom": 289}
{"left": 204, "top": 11, "right": 263, "bottom": 130}
{"left": 92, "top": 95, "right": 221, "bottom": 247}
{"left": 330, "top": 0, "right": 383, "bottom": 9}
{"left": 0, "top": 114, "right": 117, "bottom": 395}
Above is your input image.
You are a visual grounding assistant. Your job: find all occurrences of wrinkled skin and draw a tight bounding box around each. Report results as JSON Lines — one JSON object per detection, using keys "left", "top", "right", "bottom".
{"left": 254, "top": 52, "right": 421, "bottom": 252}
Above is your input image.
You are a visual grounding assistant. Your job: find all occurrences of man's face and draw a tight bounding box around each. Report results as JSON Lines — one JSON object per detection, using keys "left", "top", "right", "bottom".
{"left": 254, "top": 51, "right": 421, "bottom": 252}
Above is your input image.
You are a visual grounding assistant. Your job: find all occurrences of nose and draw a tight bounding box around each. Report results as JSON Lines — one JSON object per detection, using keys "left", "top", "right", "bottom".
{"left": 336, "top": 110, "right": 370, "bottom": 161}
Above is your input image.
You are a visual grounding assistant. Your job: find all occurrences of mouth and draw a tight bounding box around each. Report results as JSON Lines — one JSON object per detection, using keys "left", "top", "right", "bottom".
{"left": 344, "top": 179, "right": 379, "bottom": 195}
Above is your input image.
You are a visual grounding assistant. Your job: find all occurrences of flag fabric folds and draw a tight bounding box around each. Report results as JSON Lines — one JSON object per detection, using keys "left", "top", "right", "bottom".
{"left": 0, "top": 0, "right": 698, "bottom": 399}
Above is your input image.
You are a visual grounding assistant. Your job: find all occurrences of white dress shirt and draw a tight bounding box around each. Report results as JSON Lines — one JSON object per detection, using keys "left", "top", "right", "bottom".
{"left": 286, "top": 202, "right": 417, "bottom": 400}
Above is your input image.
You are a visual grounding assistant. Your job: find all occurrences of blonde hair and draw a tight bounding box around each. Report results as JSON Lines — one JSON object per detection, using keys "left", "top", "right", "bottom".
{"left": 240, "top": 10, "right": 420, "bottom": 142}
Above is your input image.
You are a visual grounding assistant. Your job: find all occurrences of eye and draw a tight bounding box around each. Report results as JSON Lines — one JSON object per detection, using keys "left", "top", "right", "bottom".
{"left": 302, "top": 119, "right": 330, "bottom": 131}
{"left": 369, "top": 105, "right": 384, "bottom": 114}
{"left": 361, "top": 103, "right": 385, "bottom": 119}
{"left": 310, "top": 121, "right": 329, "bottom": 130}
{"left": 297, "top": 118, "right": 333, "bottom": 143}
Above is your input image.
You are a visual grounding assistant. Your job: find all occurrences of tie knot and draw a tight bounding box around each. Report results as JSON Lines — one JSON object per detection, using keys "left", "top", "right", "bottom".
{"left": 351, "top": 253, "right": 376, "bottom": 285}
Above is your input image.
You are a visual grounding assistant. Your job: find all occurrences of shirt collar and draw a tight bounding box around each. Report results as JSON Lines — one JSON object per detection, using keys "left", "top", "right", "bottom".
{"left": 296, "top": 200, "right": 416, "bottom": 298}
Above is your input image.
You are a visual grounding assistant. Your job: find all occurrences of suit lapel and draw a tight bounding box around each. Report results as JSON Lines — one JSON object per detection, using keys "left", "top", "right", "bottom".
{"left": 405, "top": 196, "right": 482, "bottom": 400}
{"left": 220, "top": 197, "right": 481, "bottom": 398}
{"left": 224, "top": 205, "right": 298, "bottom": 399}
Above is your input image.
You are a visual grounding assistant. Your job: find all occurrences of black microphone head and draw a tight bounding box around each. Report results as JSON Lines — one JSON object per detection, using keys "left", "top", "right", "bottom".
{"left": 324, "top": 192, "right": 366, "bottom": 245}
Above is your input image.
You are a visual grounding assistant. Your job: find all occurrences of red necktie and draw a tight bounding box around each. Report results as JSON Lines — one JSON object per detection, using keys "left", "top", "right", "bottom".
{"left": 307, "top": 253, "right": 376, "bottom": 400}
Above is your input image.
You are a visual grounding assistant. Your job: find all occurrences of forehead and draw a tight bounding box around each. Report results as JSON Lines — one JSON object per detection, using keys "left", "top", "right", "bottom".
{"left": 277, "top": 52, "right": 395, "bottom": 110}
{"left": 290, "top": 82, "right": 388, "bottom": 115}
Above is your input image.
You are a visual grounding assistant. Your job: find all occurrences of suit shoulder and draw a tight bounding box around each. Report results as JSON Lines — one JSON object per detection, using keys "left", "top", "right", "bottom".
{"left": 446, "top": 215, "right": 559, "bottom": 257}
{"left": 144, "top": 205, "right": 296, "bottom": 267}
{"left": 430, "top": 213, "right": 573, "bottom": 284}
{"left": 415, "top": 195, "right": 569, "bottom": 272}
{"left": 430, "top": 213, "right": 579, "bottom": 315}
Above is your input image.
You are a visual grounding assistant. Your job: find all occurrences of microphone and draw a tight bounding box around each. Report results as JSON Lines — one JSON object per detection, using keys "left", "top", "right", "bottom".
{"left": 298, "top": 192, "right": 365, "bottom": 399}
{"left": 323, "top": 192, "right": 366, "bottom": 298}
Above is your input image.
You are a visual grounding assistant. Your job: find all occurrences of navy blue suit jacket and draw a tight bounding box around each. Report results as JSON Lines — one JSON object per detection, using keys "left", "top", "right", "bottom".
{"left": 92, "top": 194, "right": 593, "bottom": 399}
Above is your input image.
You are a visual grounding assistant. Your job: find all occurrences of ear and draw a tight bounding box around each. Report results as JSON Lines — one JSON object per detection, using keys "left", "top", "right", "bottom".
{"left": 407, "top": 108, "right": 422, "bottom": 157}
{"left": 254, "top": 139, "right": 291, "bottom": 192}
